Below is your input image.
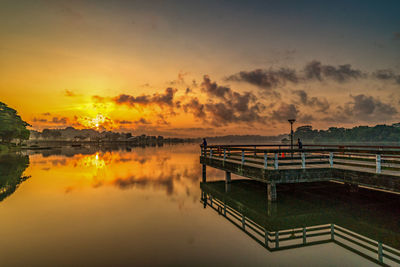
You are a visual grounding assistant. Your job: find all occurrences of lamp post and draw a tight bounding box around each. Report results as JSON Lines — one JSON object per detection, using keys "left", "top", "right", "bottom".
{"left": 288, "top": 119, "right": 296, "bottom": 152}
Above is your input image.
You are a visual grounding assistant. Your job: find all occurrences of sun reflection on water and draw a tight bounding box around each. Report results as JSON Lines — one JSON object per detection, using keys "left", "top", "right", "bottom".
{"left": 80, "top": 153, "right": 106, "bottom": 169}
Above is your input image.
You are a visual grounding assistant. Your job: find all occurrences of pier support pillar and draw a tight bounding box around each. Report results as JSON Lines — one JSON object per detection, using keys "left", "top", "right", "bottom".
{"left": 225, "top": 171, "right": 231, "bottom": 192}
{"left": 267, "top": 201, "right": 277, "bottom": 216}
{"left": 202, "top": 164, "right": 207, "bottom": 182}
{"left": 225, "top": 171, "right": 231, "bottom": 183}
{"left": 267, "top": 183, "right": 277, "bottom": 202}
{"left": 202, "top": 191, "right": 207, "bottom": 209}
{"left": 225, "top": 182, "right": 231, "bottom": 193}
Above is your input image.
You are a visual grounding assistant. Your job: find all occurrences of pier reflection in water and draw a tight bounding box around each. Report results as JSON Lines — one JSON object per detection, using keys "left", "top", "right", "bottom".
{"left": 201, "top": 180, "right": 400, "bottom": 266}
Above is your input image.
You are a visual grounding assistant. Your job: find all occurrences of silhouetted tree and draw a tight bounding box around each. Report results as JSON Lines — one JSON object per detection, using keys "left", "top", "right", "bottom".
{"left": 0, "top": 102, "right": 30, "bottom": 144}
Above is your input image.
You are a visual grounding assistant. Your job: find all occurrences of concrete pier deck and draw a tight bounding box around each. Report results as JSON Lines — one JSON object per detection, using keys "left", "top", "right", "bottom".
{"left": 200, "top": 144, "right": 400, "bottom": 201}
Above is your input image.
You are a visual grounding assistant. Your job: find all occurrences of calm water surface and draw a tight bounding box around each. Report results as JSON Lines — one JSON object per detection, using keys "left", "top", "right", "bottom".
{"left": 0, "top": 144, "right": 399, "bottom": 266}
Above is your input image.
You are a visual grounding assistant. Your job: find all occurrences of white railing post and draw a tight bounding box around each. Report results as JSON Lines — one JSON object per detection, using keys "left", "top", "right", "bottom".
{"left": 376, "top": 154, "right": 381, "bottom": 174}
{"left": 241, "top": 150, "right": 245, "bottom": 165}
{"left": 274, "top": 153, "right": 279, "bottom": 170}
{"left": 301, "top": 152, "right": 306, "bottom": 169}
{"left": 223, "top": 149, "right": 226, "bottom": 161}
{"left": 329, "top": 152, "right": 333, "bottom": 167}
{"left": 209, "top": 149, "right": 213, "bottom": 158}
{"left": 264, "top": 152, "right": 268, "bottom": 169}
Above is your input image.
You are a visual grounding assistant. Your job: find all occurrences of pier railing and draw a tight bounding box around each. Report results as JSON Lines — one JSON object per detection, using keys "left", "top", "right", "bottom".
{"left": 201, "top": 144, "right": 400, "bottom": 174}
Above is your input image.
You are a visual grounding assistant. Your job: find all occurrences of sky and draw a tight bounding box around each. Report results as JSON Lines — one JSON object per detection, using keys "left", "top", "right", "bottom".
{"left": 1, "top": 0, "right": 400, "bottom": 137}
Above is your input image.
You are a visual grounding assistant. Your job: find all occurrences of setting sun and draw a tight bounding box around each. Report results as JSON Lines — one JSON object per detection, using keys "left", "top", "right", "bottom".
{"left": 78, "top": 114, "right": 115, "bottom": 130}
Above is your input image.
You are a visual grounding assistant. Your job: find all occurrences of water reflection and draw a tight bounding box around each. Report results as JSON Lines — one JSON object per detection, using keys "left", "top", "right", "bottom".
{"left": 0, "top": 154, "right": 30, "bottom": 202}
{"left": 201, "top": 180, "right": 400, "bottom": 266}
{"left": 24, "top": 144, "right": 224, "bottom": 198}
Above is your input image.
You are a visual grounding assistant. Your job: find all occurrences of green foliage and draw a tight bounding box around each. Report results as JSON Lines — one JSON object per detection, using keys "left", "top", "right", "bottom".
{"left": 294, "top": 124, "right": 400, "bottom": 142}
{"left": 0, "top": 154, "right": 30, "bottom": 202}
{"left": 0, "top": 102, "right": 30, "bottom": 144}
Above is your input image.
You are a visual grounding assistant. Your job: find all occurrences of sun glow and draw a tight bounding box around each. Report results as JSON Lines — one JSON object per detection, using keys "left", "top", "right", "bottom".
{"left": 78, "top": 114, "right": 115, "bottom": 129}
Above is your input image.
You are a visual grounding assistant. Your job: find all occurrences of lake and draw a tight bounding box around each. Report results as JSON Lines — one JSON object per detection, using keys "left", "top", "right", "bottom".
{"left": 0, "top": 143, "right": 399, "bottom": 266}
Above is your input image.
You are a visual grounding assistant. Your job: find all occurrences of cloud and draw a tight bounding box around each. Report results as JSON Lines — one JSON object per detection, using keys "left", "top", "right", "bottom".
{"left": 32, "top": 116, "right": 68, "bottom": 124}
{"left": 32, "top": 117, "right": 48, "bottom": 123}
{"left": 64, "top": 89, "right": 77, "bottom": 97}
{"left": 226, "top": 68, "right": 298, "bottom": 91}
{"left": 292, "top": 90, "right": 330, "bottom": 113}
{"left": 201, "top": 75, "right": 232, "bottom": 99}
{"left": 51, "top": 116, "right": 68, "bottom": 124}
{"left": 324, "top": 94, "right": 398, "bottom": 123}
{"left": 113, "top": 87, "right": 177, "bottom": 107}
{"left": 115, "top": 120, "right": 132, "bottom": 125}
{"left": 271, "top": 103, "right": 299, "bottom": 121}
{"left": 372, "top": 69, "right": 400, "bottom": 84}
{"left": 135, "top": 118, "right": 151, "bottom": 125}
{"left": 393, "top": 32, "right": 400, "bottom": 40}
{"left": 186, "top": 76, "right": 266, "bottom": 125}
{"left": 182, "top": 98, "right": 206, "bottom": 119}
{"left": 303, "top": 61, "right": 364, "bottom": 83}
{"left": 297, "top": 114, "right": 314, "bottom": 123}
{"left": 227, "top": 61, "right": 368, "bottom": 90}
{"left": 347, "top": 94, "right": 397, "bottom": 119}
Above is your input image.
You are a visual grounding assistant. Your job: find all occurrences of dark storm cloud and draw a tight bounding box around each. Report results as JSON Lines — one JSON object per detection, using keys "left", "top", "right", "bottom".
{"left": 182, "top": 98, "right": 206, "bottom": 119}
{"left": 113, "top": 87, "right": 177, "bottom": 107}
{"left": 228, "top": 61, "right": 369, "bottom": 90}
{"left": 372, "top": 69, "right": 400, "bottom": 84}
{"left": 324, "top": 94, "right": 397, "bottom": 123}
{"left": 201, "top": 75, "right": 232, "bottom": 99}
{"left": 348, "top": 94, "right": 397, "bottom": 118}
{"left": 226, "top": 68, "right": 298, "bottom": 90}
{"left": 292, "top": 90, "right": 330, "bottom": 113}
{"left": 270, "top": 103, "right": 299, "bottom": 121}
{"left": 303, "top": 61, "right": 364, "bottom": 82}
{"left": 187, "top": 76, "right": 266, "bottom": 125}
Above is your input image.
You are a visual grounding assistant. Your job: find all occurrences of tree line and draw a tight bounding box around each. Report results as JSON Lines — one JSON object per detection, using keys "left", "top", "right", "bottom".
{"left": 294, "top": 124, "right": 400, "bottom": 142}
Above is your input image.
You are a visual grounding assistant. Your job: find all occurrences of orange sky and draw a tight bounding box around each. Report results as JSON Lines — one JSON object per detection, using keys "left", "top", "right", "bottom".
{"left": 1, "top": 0, "right": 400, "bottom": 137}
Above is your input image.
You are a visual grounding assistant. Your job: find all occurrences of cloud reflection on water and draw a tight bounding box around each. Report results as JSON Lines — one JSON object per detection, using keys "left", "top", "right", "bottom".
{"left": 26, "top": 145, "right": 224, "bottom": 198}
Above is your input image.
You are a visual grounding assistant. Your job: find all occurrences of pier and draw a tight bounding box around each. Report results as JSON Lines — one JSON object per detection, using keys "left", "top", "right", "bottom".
{"left": 200, "top": 144, "right": 400, "bottom": 201}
